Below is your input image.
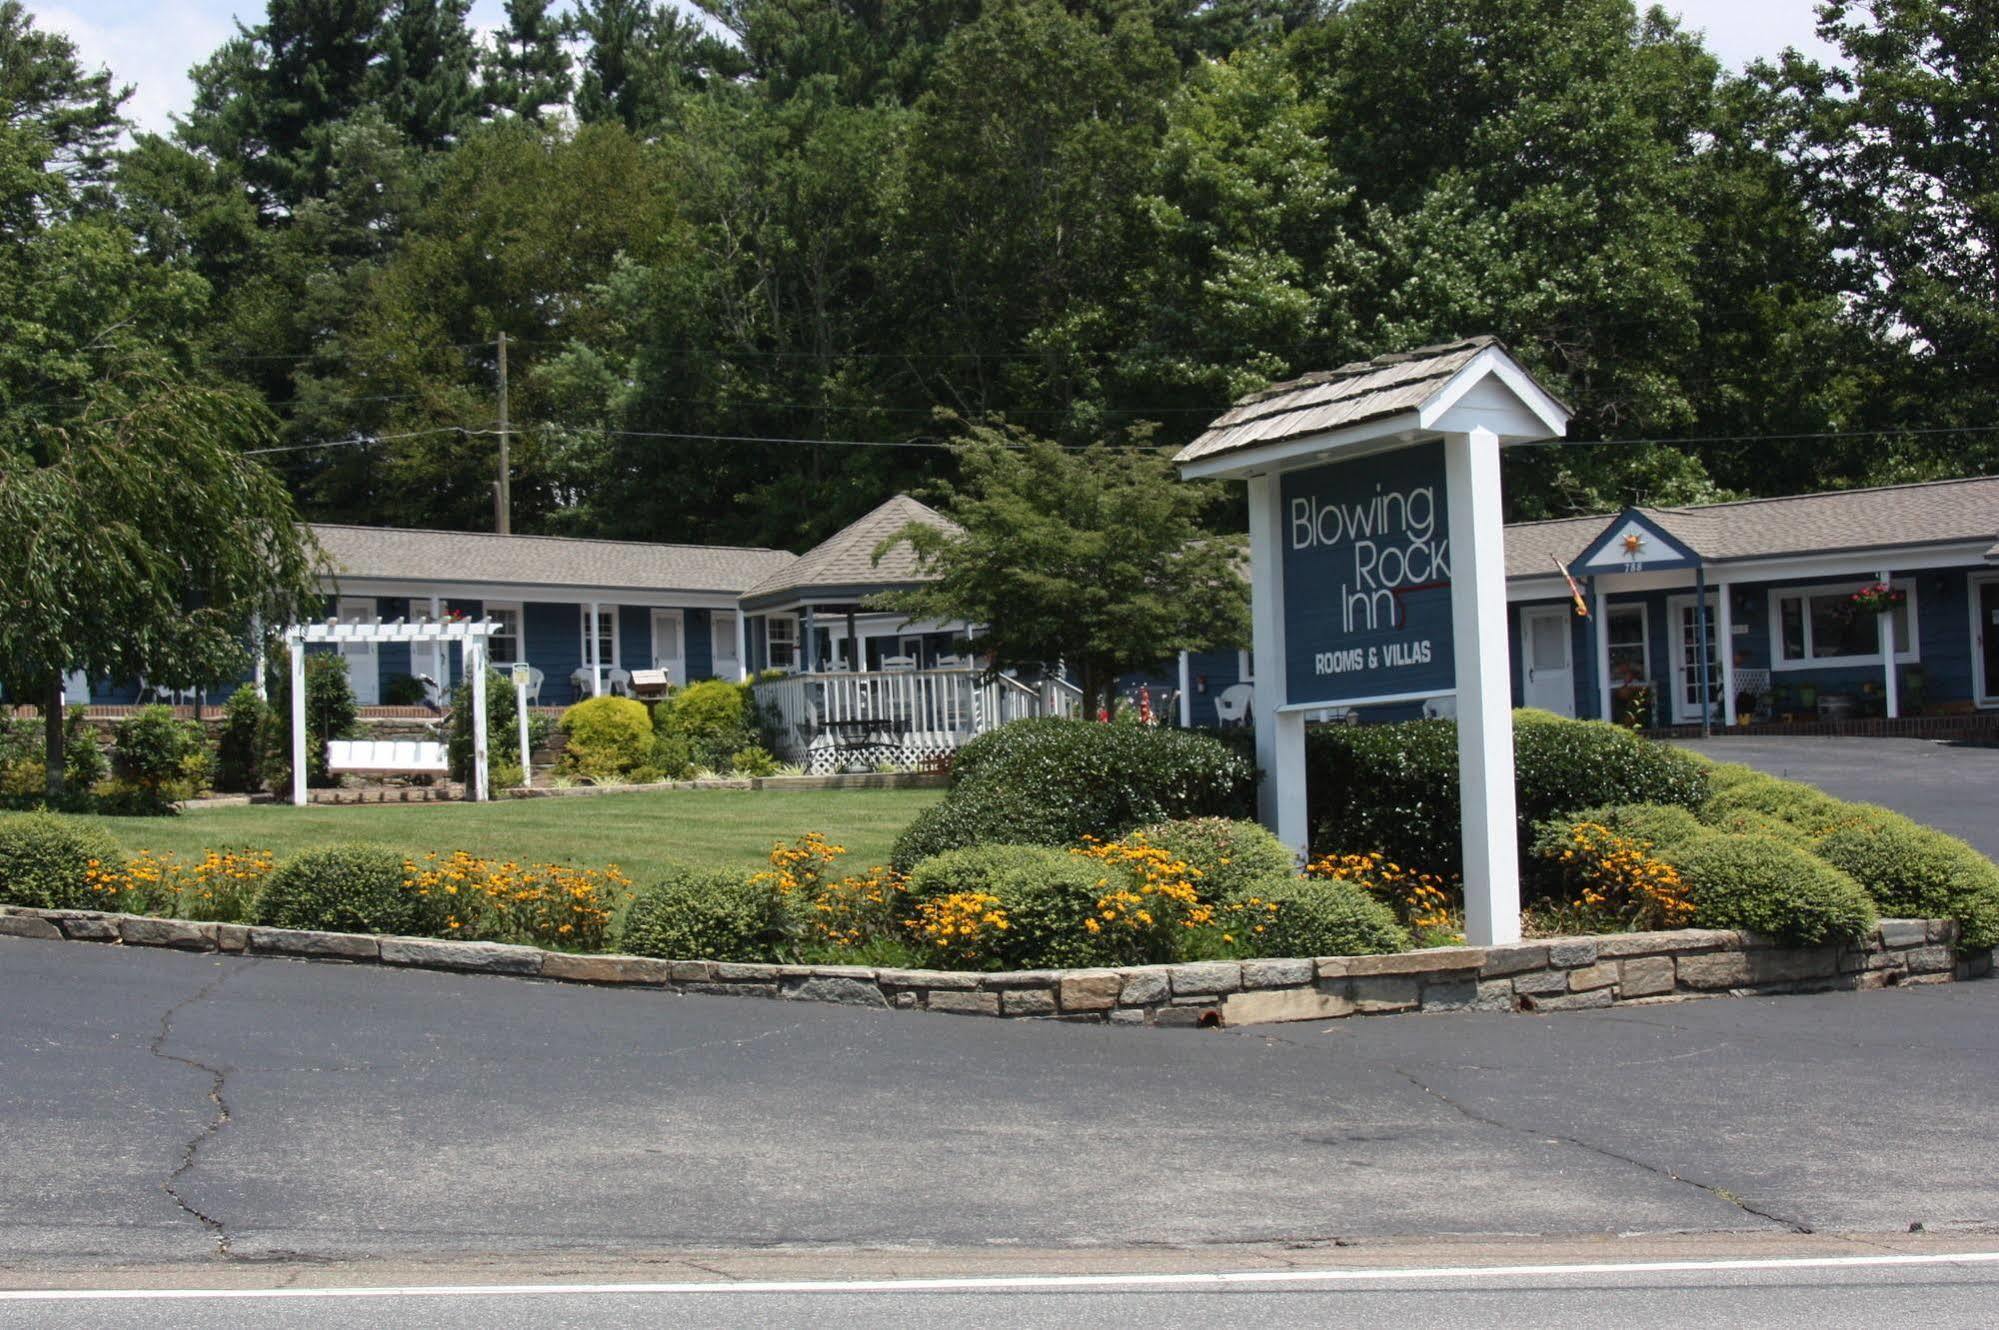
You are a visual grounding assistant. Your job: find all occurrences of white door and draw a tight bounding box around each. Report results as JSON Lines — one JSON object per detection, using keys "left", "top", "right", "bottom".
{"left": 1668, "top": 594, "right": 1720, "bottom": 724}
{"left": 711, "top": 611, "right": 741, "bottom": 681}
{"left": 1973, "top": 575, "right": 1999, "bottom": 708}
{"left": 651, "top": 610, "right": 686, "bottom": 687}
{"left": 1520, "top": 606, "right": 1575, "bottom": 716}
{"left": 337, "top": 596, "right": 379, "bottom": 706}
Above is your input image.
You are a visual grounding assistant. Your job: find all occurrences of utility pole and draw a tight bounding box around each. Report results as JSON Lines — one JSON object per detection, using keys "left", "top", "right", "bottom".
{"left": 495, "top": 331, "right": 511, "bottom": 535}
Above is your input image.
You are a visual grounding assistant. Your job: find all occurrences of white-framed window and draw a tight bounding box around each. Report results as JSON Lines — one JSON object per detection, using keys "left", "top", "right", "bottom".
{"left": 1768, "top": 580, "right": 1918, "bottom": 670}
{"left": 484, "top": 602, "right": 523, "bottom": 665}
{"left": 580, "top": 606, "right": 619, "bottom": 670}
{"left": 1238, "top": 648, "right": 1255, "bottom": 682}
{"left": 1606, "top": 604, "right": 1649, "bottom": 684}
{"left": 766, "top": 615, "right": 799, "bottom": 671}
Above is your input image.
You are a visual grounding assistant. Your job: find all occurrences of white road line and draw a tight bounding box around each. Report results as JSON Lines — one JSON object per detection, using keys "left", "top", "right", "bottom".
{"left": 5, "top": 1251, "right": 1999, "bottom": 1302}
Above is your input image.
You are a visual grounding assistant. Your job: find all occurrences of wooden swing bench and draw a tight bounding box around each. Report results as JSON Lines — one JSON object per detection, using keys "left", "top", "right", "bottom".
{"left": 325, "top": 739, "right": 450, "bottom": 775}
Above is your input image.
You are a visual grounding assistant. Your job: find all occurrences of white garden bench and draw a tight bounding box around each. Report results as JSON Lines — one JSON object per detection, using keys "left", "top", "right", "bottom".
{"left": 325, "top": 739, "right": 450, "bottom": 775}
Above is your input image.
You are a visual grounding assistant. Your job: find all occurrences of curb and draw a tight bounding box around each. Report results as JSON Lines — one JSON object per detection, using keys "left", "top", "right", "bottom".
{"left": 0, "top": 905, "right": 1988, "bottom": 1028}
{"left": 0, "top": 904, "right": 1983, "bottom": 1024}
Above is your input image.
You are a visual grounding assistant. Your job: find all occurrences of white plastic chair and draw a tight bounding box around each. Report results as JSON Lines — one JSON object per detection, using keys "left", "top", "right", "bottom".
{"left": 1213, "top": 683, "right": 1254, "bottom": 727}
{"left": 1422, "top": 695, "right": 1457, "bottom": 720}
{"left": 882, "top": 655, "right": 918, "bottom": 671}
{"left": 607, "top": 666, "right": 633, "bottom": 696}
{"left": 517, "top": 666, "right": 544, "bottom": 705}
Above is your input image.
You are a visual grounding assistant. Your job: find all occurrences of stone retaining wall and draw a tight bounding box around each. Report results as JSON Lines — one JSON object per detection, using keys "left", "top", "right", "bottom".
{"left": 2, "top": 905, "right": 1987, "bottom": 1027}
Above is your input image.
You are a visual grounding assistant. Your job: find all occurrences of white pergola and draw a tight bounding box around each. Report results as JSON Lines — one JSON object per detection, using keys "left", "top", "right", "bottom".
{"left": 283, "top": 617, "right": 500, "bottom": 807}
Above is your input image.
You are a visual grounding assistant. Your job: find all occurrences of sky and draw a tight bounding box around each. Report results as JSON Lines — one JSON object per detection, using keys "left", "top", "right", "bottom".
{"left": 41, "top": 0, "right": 1843, "bottom": 137}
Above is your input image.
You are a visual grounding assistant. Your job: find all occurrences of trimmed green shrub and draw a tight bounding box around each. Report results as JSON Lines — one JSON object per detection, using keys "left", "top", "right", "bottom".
{"left": 62, "top": 707, "right": 108, "bottom": 791}
{"left": 1129, "top": 817, "right": 1296, "bottom": 903}
{"left": 649, "top": 732, "right": 697, "bottom": 780}
{"left": 730, "top": 745, "right": 781, "bottom": 777}
{"left": 1233, "top": 877, "right": 1408, "bottom": 959}
{"left": 558, "top": 696, "right": 654, "bottom": 780}
{"left": 904, "top": 843, "right": 1119, "bottom": 968}
{"left": 1671, "top": 833, "right": 1877, "bottom": 947}
{"left": 252, "top": 845, "right": 443, "bottom": 936}
{"left": 1815, "top": 813, "right": 1999, "bottom": 950}
{"left": 1702, "top": 807, "right": 1817, "bottom": 847}
{"left": 1307, "top": 712, "right": 1710, "bottom": 881}
{"left": 1554, "top": 803, "right": 1708, "bottom": 852}
{"left": 0, "top": 814, "right": 121, "bottom": 909}
{"left": 1700, "top": 774, "right": 1855, "bottom": 837}
{"left": 653, "top": 679, "right": 767, "bottom": 771}
{"left": 259, "top": 653, "right": 359, "bottom": 789}
{"left": 619, "top": 867, "right": 789, "bottom": 962}
{"left": 114, "top": 706, "right": 211, "bottom": 801}
{"left": 889, "top": 719, "right": 1254, "bottom": 871}
{"left": 216, "top": 686, "right": 268, "bottom": 792}
{"left": 447, "top": 671, "right": 552, "bottom": 782}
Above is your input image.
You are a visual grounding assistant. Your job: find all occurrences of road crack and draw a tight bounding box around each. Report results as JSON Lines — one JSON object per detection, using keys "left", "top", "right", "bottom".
{"left": 1386, "top": 1064, "right": 1813, "bottom": 1234}
{"left": 149, "top": 959, "right": 261, "bottom": 1259}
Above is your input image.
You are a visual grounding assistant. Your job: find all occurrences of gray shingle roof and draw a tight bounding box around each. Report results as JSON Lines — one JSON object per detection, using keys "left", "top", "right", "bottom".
{"left": 311, "top": 524, "right": 796, "bottom": 596}
{"left": 1506, "top": 475, "right": 1999, "bottom": 579}
{"left": 744, "top": 494, "right": 958, "bottom": 602}
{"left": 1177, "top": 336, "right": 1503, "bottom": 465}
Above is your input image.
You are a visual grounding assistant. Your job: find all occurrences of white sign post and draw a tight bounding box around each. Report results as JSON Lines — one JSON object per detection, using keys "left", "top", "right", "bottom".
{"left": 1178, "top": 339, "right": 1570, "bottom": 947}
{"left": 511, "top": 662, "right": 533, "bottom": 790}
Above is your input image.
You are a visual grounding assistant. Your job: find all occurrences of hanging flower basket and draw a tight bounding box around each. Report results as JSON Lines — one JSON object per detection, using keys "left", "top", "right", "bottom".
{"left": 1848, "top": 582, "right": 1904, "bottom": 615}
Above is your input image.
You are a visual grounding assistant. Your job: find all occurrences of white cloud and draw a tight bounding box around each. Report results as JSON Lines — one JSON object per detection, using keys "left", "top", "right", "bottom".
{"left": 1661, "top": 0, "right": 1841, "bottom": 70}
{"left": 39, "top": 3, "right": 238, "bottom": 136}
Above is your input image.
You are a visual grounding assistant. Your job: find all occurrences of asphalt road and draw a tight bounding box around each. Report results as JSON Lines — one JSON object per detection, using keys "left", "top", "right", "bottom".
{"left": 1674, "top": 736, "right": 1999, "bottom": 859}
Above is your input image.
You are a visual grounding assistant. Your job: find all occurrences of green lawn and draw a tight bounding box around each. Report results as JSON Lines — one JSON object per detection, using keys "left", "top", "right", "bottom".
{"left": 23, "top": 788, "right": 941, "bottom": 875}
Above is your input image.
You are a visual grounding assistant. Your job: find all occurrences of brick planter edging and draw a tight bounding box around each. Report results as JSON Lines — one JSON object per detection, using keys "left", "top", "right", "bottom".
{"left": 0, "top": 905, "right": 1988, "bottom": 1027}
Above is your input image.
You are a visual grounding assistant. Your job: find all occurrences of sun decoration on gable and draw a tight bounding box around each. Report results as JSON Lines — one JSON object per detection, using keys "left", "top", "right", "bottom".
{"left": 1622, "top": 532, "right": 1645, "bottom": 556}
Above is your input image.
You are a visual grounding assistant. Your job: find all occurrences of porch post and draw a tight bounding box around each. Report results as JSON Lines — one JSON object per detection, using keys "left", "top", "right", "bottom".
{"left": 1245, "top": 472, "right": 1302, "bottom": 851}
{"left": 1592, "top": 580, "right": 1612, "bottom": 722}
{"left": 1695, "top": 565, "right": 1713, "bottom": 739}
{"left": 1717, "top": 581, "right": 1737, "bottom": 727}
{"left": 469, "top": 636, "right": 489, "bottom": 802}
{"left": 589, "top": 600, "right": 603, "bottom": 697}
{"left": 1177, "top": 652, "right": 1193, "bottom": 728}
{"left": 1445, "top": 427, "right": 1521, "bottom": 946}
{"left": 845, "top": 607, "right": 860, "bottom": 671}
{"left": 734, "top": 608, "right": 750, "bottom": 682}
{"left": 1879, "top": 568, "right": 1899, "bottom": 719}
{"left": 803, "top": 606, "right": 819, "bottom": 671}
{"left": 288, "top": 634, "right": 307, "bottom": 807}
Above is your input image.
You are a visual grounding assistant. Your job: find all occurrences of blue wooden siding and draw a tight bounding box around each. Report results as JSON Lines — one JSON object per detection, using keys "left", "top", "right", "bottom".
{"left": 1183, "top": 649, "right": 1246, "bottom": 728}
{"left": 686, "top": 610, "right": 714, "bottom": 681}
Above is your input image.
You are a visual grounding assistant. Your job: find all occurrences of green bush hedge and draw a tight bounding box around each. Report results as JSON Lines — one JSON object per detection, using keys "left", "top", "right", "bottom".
{"left": 0, "top": 814, "right": 121, "bottom": 910}
{"left": 618, "top": 867, "right": 789, "bottom": 962}
{"left": 558, "top": 696, "right": 654, "bottom": 781}
{"left": 216, "top": 686, "right": 268, "bottom": 793}
{"left": 1672, "top": 833, "right": 1877, "bottom": 947}
{"left": 251, "top": 845, "right": 442, "bottom": 936}
{"left": 448, "top": 671, "right": 553, "bottom": 783}
{"left": 1307, "top": 712, "right": 1710, "bottom": 881}
{"left": 259, "top": 653, "right": 358, "bottom": 790}
{"left": 1232, "top": 877, "right": 1408, "bottom": 958}
{"left": 113, "top": 706, "right": 211, "bottom": 801}
{"left": 1700, "top": 774, "right": 1856, "bottom": 837}
{"left": 1128, "top": 817, "right": 1296, "bottom": 903}
{"left": 1815, "top": 813, "right": 1999, "bottom": 950}
{"left": 653, "top": 680, "right": 768, "bottom": 772}
{"left": 889, "top": 719, "right": 1254, "bottom": 871}
{"left": 1555, "top": 802, "right": 1708, "bottom": 853}
{"left": 905, "top": 843, "right": 1120, "bottom": 969}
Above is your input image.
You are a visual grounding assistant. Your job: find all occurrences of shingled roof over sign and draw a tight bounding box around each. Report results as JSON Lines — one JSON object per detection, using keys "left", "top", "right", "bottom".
{"left": 312, "top": 524, "right": 795, "bottom": 595}
{"left": 1177, "top": 336, "right": 1543, "bottom": 465}
{"left": 743, "top": 494, "right": 960, "bottom": 605}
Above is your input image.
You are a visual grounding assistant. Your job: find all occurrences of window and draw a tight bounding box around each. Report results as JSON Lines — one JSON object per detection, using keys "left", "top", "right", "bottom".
{"left": 1606, "top": 606, "right": 1648, "bottom": 684}
{"left": 1769, "top": 581, "right": 1917, "bottom": 669}
{"left": 712, "top": 612, "right": 740, "bottom": 675}
{"left": 1238, "top": 648, "right": 1255, "bottom": 683}
{"left": 484, "top": 603, "right": 522, "bottom": 665}
{"left": 579, "top": 606, "right": 618, "bottom": 669}
{"left": 766, "top": 615, "right": 798, "bottom": 671}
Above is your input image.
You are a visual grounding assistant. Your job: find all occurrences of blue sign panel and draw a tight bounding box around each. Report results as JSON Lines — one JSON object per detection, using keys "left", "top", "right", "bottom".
{"left": 1281, "top": 443, "right": 1456, "bottom": 706}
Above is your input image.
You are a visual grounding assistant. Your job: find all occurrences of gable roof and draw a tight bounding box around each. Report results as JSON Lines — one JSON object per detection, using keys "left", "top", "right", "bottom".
{"left": 1505, "top": 475, "right": 1999, "bottom": 579}
{"left": 311, "top": 524, "right": 795, "bottom": 596}
{"left": 743, "top": 494, "right": 960, "bottom": 604}
{"left": 1177, "top": 336, "right": 1569, "bottom": 467}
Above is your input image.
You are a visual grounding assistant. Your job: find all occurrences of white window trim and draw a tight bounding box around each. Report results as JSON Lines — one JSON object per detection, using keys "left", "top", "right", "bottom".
{"left": 581, "top": 606, "right": 620, "bottom": 671}
{"left": 1237, "top": 649, "right": 1255, "bottom": 683}
{"left": 1766, "top": 579, "right": 1919, "bottom": 671}
{"left": 1971, "top": 572, "right": 1999, "bottom": 708}
{"left": 483, "top": 601, "right": 524, "bottom": 665}
{"left": 766, "top": 614, "right": 799, "bottom": 672}
{"left": 1604, "top": 602, "right": 1651, "bottom": 686}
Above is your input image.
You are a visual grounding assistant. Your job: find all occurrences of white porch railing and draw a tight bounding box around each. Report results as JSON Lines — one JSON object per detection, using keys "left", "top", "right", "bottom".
{"left": 754, "top": 668, "right": 1086, "bottom": 764}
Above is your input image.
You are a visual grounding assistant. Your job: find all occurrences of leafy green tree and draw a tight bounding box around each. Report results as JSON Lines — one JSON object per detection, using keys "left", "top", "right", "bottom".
{"left": 570, "top": 0, "right": 744, "bottom": 132}
{"left": 875, "top": 425, "right": 1249, "bottom": 719}
{"left": 0, "top": 0, "right": 128, "bottom": 195}
{"left": 378, "top": 0, "right": 482, "bottom": 150}
{"left": 481, "top": 0, "right": 573, "bottom": 120}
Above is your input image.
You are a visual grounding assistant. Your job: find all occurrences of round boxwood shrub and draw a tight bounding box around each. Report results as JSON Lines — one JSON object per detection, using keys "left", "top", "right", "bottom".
{"left": 251, "top": 845, "right": 443, "bottom": 936}
{"left": 888, "top": 719, "right": 1254, "bottom": 871}
{"left": 904, "top": 843, "right": 1126, "bottom": 969}
{"left": 1671, "top": 832, "right": 1877, "bottom": 947}
{"left": 558, "top": 696, "right": 654, "bottom": 781}
{"left": 1232, "top": 877, "right": 1408, "bottom": 959}
{"left": 619, "top": 867, "right": 789, "bottom": 962}
{"left": 1128, "top": 817, "right": 1296, "bottom": 904}
{"left": 1308, "top": 712, "right": 1710, "bottom": 880}
{"left": 0, "top": 813, "right": 122, "bottom": 910}
{"left": 1814, "top": 813, "right": 1999, "bottom": 951}
{"left": 113, "top": 705, "right": 211, "bottom": 800}
{"left": 1559, "top": 803, "right": 1708, "bottom": 852}
{"left": 1699, "top": 775, "right": 1855, "bottom": 838}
